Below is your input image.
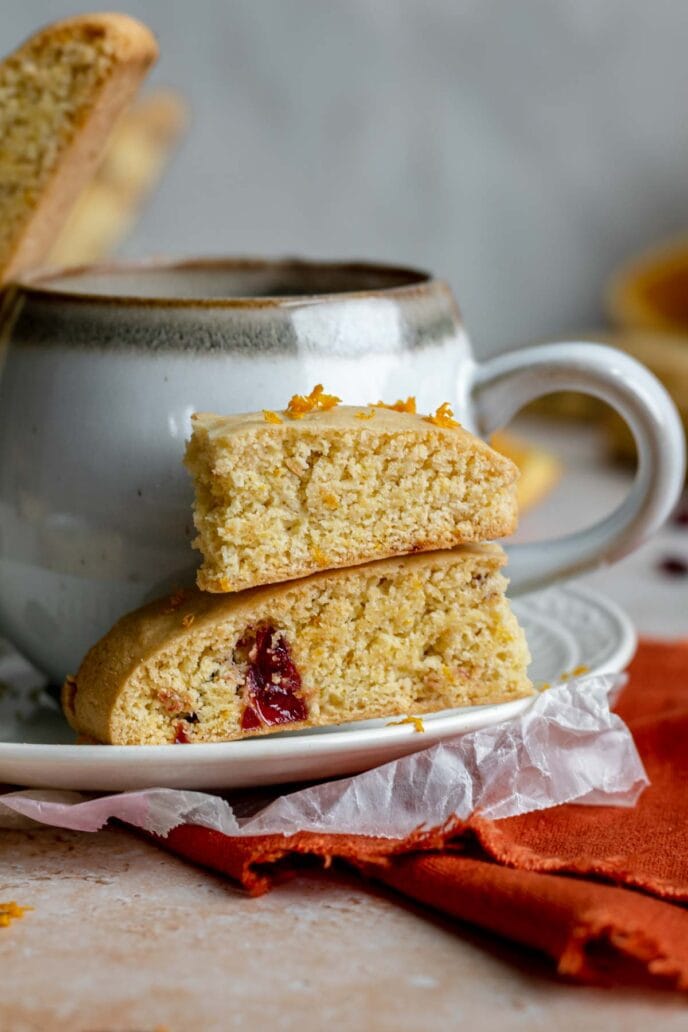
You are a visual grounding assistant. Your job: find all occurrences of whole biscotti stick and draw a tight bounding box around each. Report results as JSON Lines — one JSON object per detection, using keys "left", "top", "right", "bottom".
{"left": 0, "top": 12, "right": 158, "bottom": 284}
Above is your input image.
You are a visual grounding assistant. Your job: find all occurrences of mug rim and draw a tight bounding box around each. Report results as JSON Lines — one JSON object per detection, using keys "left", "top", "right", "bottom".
{"left": 12, "top": 256, "right": 440, "bottom": 308}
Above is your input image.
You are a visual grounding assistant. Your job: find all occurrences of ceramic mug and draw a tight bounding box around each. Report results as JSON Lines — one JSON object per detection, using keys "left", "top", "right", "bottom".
{"left": 0, "top": 257, "right": 684, "bottom": 683}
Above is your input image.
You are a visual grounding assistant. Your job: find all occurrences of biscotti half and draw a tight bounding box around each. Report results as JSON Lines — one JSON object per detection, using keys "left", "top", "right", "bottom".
{"left": 185, "top": 401, "right": 519, "bottom": 593}
{"left": 0, "top": 13, "right": 157, "bottom": 284}
{"left": 62, "top": 545, "right": 532, "bottom": 745}
{"left": 49, "top": 89, "right": 188, "bottom": 267}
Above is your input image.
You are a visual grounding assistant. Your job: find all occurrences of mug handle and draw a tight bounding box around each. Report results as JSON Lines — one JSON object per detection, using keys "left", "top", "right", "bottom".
{"left": 467, "top": 341, "right": 686, "bottom": 595}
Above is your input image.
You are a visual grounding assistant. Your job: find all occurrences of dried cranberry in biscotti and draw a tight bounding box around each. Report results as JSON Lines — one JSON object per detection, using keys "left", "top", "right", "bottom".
{"left": 238, "top": 625, "right": 308, "bottom": 730}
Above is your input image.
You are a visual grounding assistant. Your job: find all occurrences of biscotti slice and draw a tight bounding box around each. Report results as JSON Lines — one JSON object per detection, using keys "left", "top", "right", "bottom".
{"left": 185, "top": 394, "right": 519, "bottom": 593}
{"left": 49, "top": 89, "right": 188, "bottom": 267}
{"left": 490, "top": 431, "right": 561, "bottom": 511}
{"left": 0, "top": 13, "right": 157, "bottom": 284}
{"left": 62, "top": 545, "right": 532, "bottom": 745}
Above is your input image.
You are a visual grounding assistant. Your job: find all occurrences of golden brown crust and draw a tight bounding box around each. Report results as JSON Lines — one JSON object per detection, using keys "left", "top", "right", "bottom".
{"left": 0, "top": 13, "right": 158, "bottom": 284}
{"left": 190, "top": 404, "right": 520, "bottom": 462}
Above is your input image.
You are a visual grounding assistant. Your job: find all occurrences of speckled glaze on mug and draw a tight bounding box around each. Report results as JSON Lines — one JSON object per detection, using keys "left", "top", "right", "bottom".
{"left": 0, "top": 257, "right": 684, "bottom": 682}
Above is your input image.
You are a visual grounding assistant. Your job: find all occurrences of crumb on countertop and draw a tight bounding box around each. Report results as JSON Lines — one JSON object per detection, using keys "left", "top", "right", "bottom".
{"left": 0, "top": 902, "right": 32, "bottom": 927}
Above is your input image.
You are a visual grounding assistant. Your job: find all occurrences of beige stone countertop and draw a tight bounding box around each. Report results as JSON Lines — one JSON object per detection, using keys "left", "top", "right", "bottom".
{"left": 1, "top": 419, "right": 687, "bottom": 1030}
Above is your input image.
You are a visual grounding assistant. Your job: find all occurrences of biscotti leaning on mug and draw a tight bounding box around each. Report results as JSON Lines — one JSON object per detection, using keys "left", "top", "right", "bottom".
{"left": 62, "top": 388, "right": 532, "bottom": 745}
{"left": 0, "top": 12, "right": 158, "bottom": 284}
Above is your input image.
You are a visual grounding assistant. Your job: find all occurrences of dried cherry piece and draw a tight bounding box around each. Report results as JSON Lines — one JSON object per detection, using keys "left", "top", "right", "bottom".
{"left": 657, "top": 555, "right": 688, "bottom": 577}
{"left": 239, "top": 625, "right": 308, "bottom": 730}
{"left": 174, "top": 722, "right": 192, "bottom": 743}
{"left": 673, "top": 498, "right": 688, "bottom": 528}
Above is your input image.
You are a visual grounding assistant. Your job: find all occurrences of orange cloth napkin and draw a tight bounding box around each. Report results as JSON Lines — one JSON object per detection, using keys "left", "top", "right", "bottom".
{"left": 157, "top": 640, "right": 688, "bottom": 991}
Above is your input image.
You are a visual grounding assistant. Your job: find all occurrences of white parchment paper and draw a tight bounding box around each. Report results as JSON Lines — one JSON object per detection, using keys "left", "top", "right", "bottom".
{"left": 0, "top": 676, "right": 648, "bottom": 839}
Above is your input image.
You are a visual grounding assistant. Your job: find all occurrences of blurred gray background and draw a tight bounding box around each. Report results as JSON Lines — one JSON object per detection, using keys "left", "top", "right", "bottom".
{"left": 5, "top": 0, "right": 688, "bottom": 355}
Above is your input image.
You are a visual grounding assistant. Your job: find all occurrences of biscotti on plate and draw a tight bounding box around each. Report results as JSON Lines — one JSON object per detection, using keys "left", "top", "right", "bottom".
{"left": 185, "top": 391, "right": 519, "bottom": 593}
{"left": 62, "top": 545, "right": 532, "bottom": 745}
{"left": 0, "top": 13, "right": 157, "bottom": 283}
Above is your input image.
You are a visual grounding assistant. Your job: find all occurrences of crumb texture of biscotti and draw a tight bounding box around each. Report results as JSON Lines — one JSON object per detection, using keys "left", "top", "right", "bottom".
{"left": 0, "top": 13, "right": 157, "bottom": 282}
{"left": 185, "top": 405, "right": 519, "bottom": 593}
{"left": 62, "top": 546, "right": 532, "bottom": 745}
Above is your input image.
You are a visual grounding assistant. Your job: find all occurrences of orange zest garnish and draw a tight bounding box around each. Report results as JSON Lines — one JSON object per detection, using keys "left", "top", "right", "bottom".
{"left": 321, "top": 491, "right": 339, "bottom": 510}
{"left": 0, "top": 902, "right": 31, "bottom": 928}
{"left": 355, "top": 409, "right": 376, "bottom": 420}
{"left": 387, "top": 715, "right": 426, "bottom": 733}
{"left": 424, "top": 402, "right": 461, "bottom": 429}
{"left": 286, "top": 384, "right": 341, "bottom": 419}
{"left": 263, "top": 410, "right": 283, "bottom": 424}
{"left": 373, "top": 397, "right": 417, "bottom": 414}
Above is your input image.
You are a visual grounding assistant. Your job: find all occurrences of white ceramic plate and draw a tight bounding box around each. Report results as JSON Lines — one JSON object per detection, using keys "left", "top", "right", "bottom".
{"left": 0, "top": 583, "right": 636, "bottom": 791}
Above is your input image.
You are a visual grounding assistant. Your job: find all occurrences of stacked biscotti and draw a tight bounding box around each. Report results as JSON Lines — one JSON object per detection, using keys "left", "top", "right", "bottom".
{"left": 63, "top": 388, "right": 532, "bottom": 744}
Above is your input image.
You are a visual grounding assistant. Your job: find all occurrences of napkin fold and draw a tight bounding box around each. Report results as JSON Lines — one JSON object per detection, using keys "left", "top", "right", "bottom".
{"left": 156, "top": 640, "right": 688, "bottom": 991}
